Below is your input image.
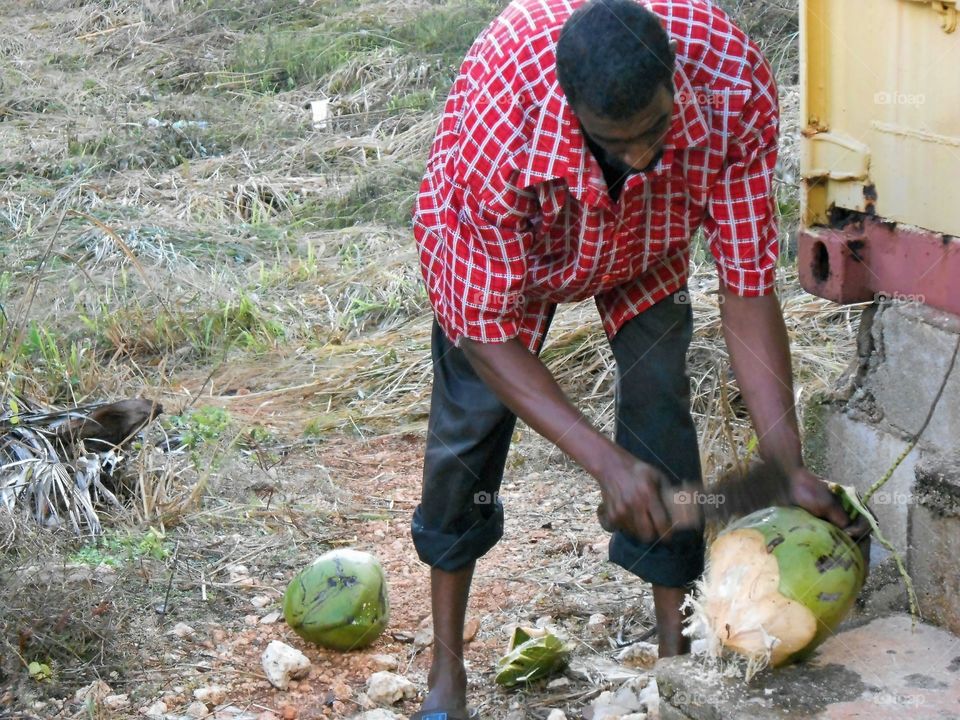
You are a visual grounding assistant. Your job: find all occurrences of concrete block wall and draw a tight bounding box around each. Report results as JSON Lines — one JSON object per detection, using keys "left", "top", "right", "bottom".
{"left": 805, "top": 301, "right": 960, "bottom": 631}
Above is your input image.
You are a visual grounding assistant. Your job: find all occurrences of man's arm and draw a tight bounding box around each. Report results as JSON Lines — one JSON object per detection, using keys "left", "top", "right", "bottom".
{"left": 460, "top": 337, "right": 678, "bottom": 542}
{"left": 718, "top": 288, "right": 869, "bottom": 537}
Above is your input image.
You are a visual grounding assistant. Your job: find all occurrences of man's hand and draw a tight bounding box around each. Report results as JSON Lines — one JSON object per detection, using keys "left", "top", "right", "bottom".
{"left": 788, "top": 466, "right": 872, "bottom": 540}
{"left": 595, "top": 447, "right": 699, "bottom": 542}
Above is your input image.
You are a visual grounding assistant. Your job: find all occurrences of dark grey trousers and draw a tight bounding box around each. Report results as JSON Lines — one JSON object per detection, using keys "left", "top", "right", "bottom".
{"left": 410, "top": 290, "right": 705, "bottom": 587}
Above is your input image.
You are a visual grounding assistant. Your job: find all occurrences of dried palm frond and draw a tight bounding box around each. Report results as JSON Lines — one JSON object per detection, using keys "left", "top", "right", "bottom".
{"left": 0, "top": 393, "right": 163, "bottom": 535}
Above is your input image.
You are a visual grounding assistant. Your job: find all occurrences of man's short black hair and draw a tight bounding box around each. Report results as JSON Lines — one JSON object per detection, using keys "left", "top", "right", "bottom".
{"left": 556, "top": 0, "right": 675, "bottom": 120}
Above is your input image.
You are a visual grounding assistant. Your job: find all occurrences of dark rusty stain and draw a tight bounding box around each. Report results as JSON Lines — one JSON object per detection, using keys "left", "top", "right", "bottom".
{"left": 766, "top": 534, "right": 785, "bottom": 553}
{"left": 863, "top": 183, "right": 878, "bottom": 216}
{"left": 846, "top": 238, "right": 867, "bottom": 263}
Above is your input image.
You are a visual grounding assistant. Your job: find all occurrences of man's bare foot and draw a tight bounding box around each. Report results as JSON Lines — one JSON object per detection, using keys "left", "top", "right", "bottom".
{"left": 413, "top": 657, "right": 468, "bottom": 719}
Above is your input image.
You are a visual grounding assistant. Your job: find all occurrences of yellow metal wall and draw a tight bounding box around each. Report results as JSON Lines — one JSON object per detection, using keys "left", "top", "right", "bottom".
{"left": 801, "top": 0, "right": 960, "bottom": 236}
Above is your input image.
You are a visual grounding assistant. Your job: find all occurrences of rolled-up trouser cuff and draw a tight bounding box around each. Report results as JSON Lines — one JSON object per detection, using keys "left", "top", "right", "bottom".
{"left": 609, "top": 528, "right": 705, "bottom": 588}
{"left": 411, "top": 500, "right": 504, "bottom": 572}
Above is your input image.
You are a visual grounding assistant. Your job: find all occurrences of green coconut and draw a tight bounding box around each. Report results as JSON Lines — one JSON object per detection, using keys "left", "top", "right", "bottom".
{"left": 697, "top": 506, "right": 866, "bottom": 670}
{"left": 283, "top": 548, "right": 389, "bottom": 651}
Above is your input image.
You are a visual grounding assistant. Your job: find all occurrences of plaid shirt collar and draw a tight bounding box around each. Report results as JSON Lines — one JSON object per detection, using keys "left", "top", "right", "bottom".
{"left": 518, "top": 62, "right": 711, "bottom": 207}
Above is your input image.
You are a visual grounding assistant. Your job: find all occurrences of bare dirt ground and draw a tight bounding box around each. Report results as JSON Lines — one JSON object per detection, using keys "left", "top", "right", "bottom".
{"left": 0, "top": 1, "right": 862, "bottom": 718}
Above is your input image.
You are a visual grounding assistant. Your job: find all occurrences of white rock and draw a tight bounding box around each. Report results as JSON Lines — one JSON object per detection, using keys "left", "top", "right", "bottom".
{"left": 547, "top": 710, "right": 568, "bottom": 720}
{"left": 259, "top": 611, "right": 282, "bottom": 625}
{"left": 213, "top": 706, "right": 258, "bottom": 719}
{"left": 351, "top": 711, "right": 401, "bottom": 720}
{"left": 365, "top": 671, "right": 416, "bottom": 705}
{"left": 185, "top": 700, "right": 209, "bottom": 718}
{"left": 583, "top": 689, "right": 641, "bottom": 720}
{"left": 142, "top": 700, "right": 168, "bottom": 718}
{"left": 616, "top": 641, "right": 658, "bottom": 669}
{"left": 251, "top": 595, "right": 272, "bottom": 608}
{"left": 637, "top": 679, "right": 659, "bottom": 716}
{"left": 613, "top": 677, "right": 647, "bottom": 710}
{"left": 193, "top": 684, "right": 228, "bottom": 705}
{"left": 169, "top": 622, "right": 195, "bottom": 639}
{"left": 367, "top": 654, "right": 400, "bottom": 672}
{"left": 227, "top": 564, "right": 250, "bottom": 583}
{"left": 261, "top": 640, "right": 311, "bottom": 690}
{"left": 104, "top": 694, "right": 130, "bottom": 710}
{"left": 74, "top": 679, "right": 112, "bottom": 704}
{"left": 587, "top": 613, "right": 608, "bottom": 636}
{"left": 413, "top": 616, "right": 433, "bottom": 648}
{"left": 547, "top": 677, "right": 571, "bottom": 689}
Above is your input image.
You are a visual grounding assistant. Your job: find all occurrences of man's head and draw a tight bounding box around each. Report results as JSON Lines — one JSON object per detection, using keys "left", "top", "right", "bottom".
{"left": 556, "top": 0, "right": 676, "bottom": 171}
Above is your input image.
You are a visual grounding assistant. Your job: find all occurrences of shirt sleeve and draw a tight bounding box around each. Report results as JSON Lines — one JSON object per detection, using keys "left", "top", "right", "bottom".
{"left": 414, "top": 73, "right": 538, "bottom": 346}
{"left": 703, "top": 50, "right": 780, "bottom": 296}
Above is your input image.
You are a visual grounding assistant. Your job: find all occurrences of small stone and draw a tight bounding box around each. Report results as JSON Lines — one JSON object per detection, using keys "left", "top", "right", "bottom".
{"left": 194, "top": 685, "right": 228, "bottom": 705}
{"left": 244, "top": 614, "right": 259, "bottom": 626}
{"left": 251, "top": 595, "right": 272, "bottom": 608}
{"left": 280, "top": 705, "right": 298, "bottom": 720}
{"left": 637, "top": 679, "right": 658, "bottom": 714}
{"left": 142, "top": 700, "right": 167, "bottom": 718}
{"left": 256, "top": 713, "right": 279, "bottom": 720}
{"left": 413, "top": 617, "right": 433, "bottom": 648}
{"left": 169, "top": 622, "right": 195, "bottom": 639}
{"left": 463, "top": 617, "right": 480, "bottom": 643}
{"left": 228, "top": 565, "right": 250, "bottom": 583}
{"left": 547, "top": 711, "right": 568, "bottom": 720}
{"left": 104, "top": 694, "right": 130, "bottom": 710}
{"left": 587, "top": 613, "right": 608, "bottom": 637}
{"left": 367, "top": 654, "right": 399, "bottom": 672}
{"left": 74, "top": 679, "right": 112, "bottom": 704}
{"left": 613, "top": 677, "right": 646, "bottom": 711}
{"left": 261, "top": 640, "right": 311, "bottom": 690}
{"left": 365, "top": 671, "right": 416, "bottom": 705}
{"left": 583, "top": 689, "right": 641, "bottom": 720}
{"left": 214, "top": 706, "right": 258, "bottom": 719}
{"left": 186, "top": 700, "right": 209, "bottom": 718}
{"left": 617, "top": 641, "right": 658, "bottom": 669}
{"left": 331, "top": 679, "right": 352, "bottom": 699}
{"left": 353, "top": 711, "right": 401, "bottom": 720}
{"left": 547, "top": 677, "right": 571, "bottom": 689}
{"left": 260, "top": 611, "right": 282, "bottom": 625}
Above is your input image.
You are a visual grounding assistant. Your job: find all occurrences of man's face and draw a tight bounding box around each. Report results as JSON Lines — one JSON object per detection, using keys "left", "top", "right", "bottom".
{"left": 574, "top": 83, "right": 674, "bottom": 174}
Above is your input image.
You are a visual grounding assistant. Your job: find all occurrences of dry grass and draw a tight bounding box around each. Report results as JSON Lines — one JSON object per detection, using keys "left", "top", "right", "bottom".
{"left": 0, "top": 0, "right": 861, "bottom": 712}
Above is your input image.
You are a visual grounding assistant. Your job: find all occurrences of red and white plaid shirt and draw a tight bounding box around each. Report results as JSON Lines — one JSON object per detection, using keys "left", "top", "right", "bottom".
{"left": 414, "top": 0, "right": 780, "bottom": 350}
